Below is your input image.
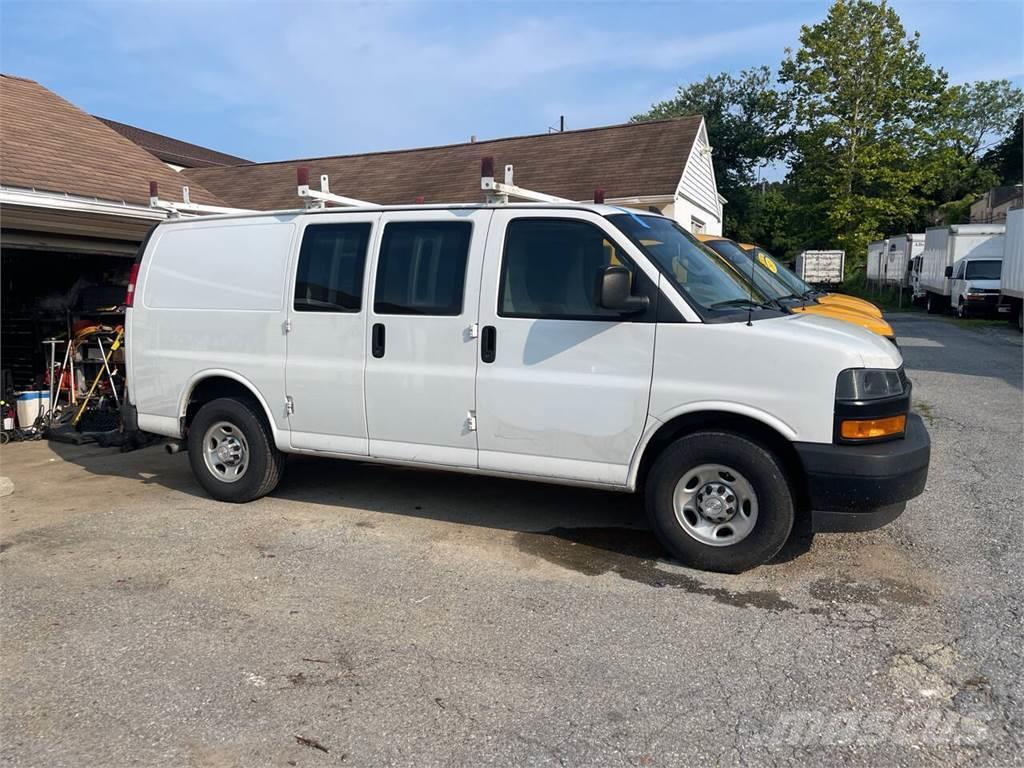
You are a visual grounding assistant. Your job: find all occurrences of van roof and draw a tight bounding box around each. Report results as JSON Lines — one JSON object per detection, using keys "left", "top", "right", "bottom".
{"left": 153, "top": 201, "right": 667, "bottom": 226}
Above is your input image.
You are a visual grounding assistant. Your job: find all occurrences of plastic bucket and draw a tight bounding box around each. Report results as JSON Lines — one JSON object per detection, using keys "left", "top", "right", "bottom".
{"left": 15, "top": 391, "right": 50, "bottom": 428}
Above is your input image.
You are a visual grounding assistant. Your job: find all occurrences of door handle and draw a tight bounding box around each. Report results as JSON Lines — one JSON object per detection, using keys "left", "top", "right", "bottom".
{"left": 372, "top": 323, "right": 386, "bottom": 358}
{"left": 481, "top": 325, "right": 496, "bottom": 363}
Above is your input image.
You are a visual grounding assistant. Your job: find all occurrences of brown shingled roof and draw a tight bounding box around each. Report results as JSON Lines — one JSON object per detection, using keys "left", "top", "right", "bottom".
{"left": 0, "top": 74, "right": 224, "bottom": 206}
{"left": 184, "top": 117, "right": 703, "bottom": 210}
{"left": 96, "top": 117, "right": 250, "bottom": 169}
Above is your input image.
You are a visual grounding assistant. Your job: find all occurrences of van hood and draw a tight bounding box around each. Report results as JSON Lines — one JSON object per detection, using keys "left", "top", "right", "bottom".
{"left": 763, "top": 313, "right": 903, "bottom": 369}
{"left": 818, "top": 293, "right": 884, "bottom": 318}
{"left": 966, "top": 279, "right": 1000, "bottom": 291}
{"left": 790, "top": 303, "right": 895, "bottom": 339}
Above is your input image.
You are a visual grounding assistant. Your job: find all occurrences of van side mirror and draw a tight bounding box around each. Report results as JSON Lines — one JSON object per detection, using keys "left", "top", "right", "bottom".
{"left": 598, "top": 266, "right": 650, "bottom": 313}
{"left": 944, "top": 266, "right": 953, "bottom": 278}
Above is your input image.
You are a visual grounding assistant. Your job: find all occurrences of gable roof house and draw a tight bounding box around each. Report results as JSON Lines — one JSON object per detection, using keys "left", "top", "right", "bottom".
{"left": 97, "top": 117, "right": 250, "bottom": 171}
{"left": 0, "top": 74, "right": 230, "bottom": 388}
{"left": 1, "top": 74, "right": 226, "bottom": 249}
{"left": 183, "top": 116, "right": 725, "bottom": 235}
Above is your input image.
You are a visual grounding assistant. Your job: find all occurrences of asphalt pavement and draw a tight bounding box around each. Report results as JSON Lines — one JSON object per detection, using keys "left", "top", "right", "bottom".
{"left": 0, "top": 312, "right": 1021, "bottom": 767}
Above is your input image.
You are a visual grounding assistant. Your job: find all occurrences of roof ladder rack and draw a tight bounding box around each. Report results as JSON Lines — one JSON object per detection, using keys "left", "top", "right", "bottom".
{"left": 480, "top": 157, "right": 573, "bottom": 205}
{"left": 296, "top": 167, "right": 377, "bottom": 209}
{"left": 148, "top": 182, "right": 257, "bottom": 217}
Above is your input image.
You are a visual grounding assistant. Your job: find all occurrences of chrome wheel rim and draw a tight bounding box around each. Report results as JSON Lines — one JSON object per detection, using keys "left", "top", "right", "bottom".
{"left": 202, "top": 421, "right": 249, "bottom": 483}
{"left": 672, "top": 463, "right": 758, "bottom": 547}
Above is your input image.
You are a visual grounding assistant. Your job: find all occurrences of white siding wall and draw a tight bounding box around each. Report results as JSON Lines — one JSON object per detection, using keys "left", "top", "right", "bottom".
{"left": 671, "top": 122, "right": 723, "bottom": 236}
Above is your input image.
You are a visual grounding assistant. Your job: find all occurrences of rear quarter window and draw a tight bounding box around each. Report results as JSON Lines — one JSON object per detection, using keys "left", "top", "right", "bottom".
{"left": 144, "top": 222, "right": 294, "bottom": 310}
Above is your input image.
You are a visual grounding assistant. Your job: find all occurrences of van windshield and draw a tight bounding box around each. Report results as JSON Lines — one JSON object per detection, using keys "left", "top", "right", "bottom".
{"left": 608, "top": 214, "right": 776, "bottom": 316}
{"left": 700, "top": 239, "right": 794, "bottom": 301}
{"left": 965, "top": 260, "right": 1001, "bottom": 280}
{"left": 746, "top": 246, "right": 814, "bottom": 296}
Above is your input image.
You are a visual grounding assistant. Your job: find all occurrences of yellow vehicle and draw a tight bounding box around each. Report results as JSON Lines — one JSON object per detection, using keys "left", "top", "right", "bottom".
{"left": 737, "top": 243, "right": 883, "bottom": 318}
{"left": 696, "top": 235, "right": 896, "bottom": 342}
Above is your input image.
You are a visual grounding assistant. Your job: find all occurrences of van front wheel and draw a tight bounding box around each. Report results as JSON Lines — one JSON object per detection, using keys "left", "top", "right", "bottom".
{"left": 645, "top": 432, "right": 794, "bottom": 573}
{"left": 187, "top": 397, "right": 285, "bottom": 503}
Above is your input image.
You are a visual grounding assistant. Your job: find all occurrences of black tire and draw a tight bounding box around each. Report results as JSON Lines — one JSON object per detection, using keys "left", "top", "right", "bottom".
{"left": 1018, "top": 305, "right": 1023, "bottom": 333}
{"left": 645, "top": 431, "right": 795, "bottom": 573}
{"left": 187, "top": 397, "right": 285, "bottom": 502}
{"left": 956, "top": 299, "right": 966, "bottom": 319}
{"left": 926, "top": 293, "right": 941, "bottom": 314}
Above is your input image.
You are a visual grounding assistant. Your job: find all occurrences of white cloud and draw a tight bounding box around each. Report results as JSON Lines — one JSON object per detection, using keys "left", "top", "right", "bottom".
{"left": 9, "top": 1, "right": 805, "bottom": 159}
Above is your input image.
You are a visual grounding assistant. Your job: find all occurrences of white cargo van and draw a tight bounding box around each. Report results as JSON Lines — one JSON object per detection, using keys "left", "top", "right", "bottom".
{"left": 998, "top": 208, "right": 1023, "bottom": 331}
{"left": 919, "top": 224, "right": 1005, "bottom": 314}
{"left": 946, "top": 257, "right": 1002, "bottom": 318}
{"left": 125, "top": 203, "right": 930, "bottom": 573}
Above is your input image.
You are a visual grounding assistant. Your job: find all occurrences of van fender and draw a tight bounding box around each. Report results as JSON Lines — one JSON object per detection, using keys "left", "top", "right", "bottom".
{"left": 178, "top": 369, "right": 287, "bottom": 450}
{"left": 627, "top": 401, "right": 798, "bottom": 490}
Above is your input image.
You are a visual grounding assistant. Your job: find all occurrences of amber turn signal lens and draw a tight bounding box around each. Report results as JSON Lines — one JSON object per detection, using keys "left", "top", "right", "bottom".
{"left": 840, "top": 414, "right": 907, "bottom": 440}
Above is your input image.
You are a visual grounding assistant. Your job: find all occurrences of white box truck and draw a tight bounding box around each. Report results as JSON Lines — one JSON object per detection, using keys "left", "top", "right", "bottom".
{"left": 866, "top": 241, "right": 886, "bottom": 283}
{"left": 919, "top": 224, "right": 1005, "bottom": 314}
{"left": 796, "top": 250, "right": 845, "bottom": 286}
{"left": 886, "top": 234, "right": 924, "bottom": 287}
{"left": 998, "top": 208, "right": 1023, "bottom": 331}
{"left": 123, "top": 200, "right": 930, "bottom": 573}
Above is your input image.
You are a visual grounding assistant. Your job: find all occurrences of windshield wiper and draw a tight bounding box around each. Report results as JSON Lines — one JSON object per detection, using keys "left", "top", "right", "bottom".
{"left": 709, "top": 298, "right": 776, "bottom": 311}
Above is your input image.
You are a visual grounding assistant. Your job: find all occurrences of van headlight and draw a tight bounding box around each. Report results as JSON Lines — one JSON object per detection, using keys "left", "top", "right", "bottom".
{"left": 835, "top": 368, "right": 905, "bottom": 401}
{"left": 834, "top": 367, "right": 909, "bottom": 443}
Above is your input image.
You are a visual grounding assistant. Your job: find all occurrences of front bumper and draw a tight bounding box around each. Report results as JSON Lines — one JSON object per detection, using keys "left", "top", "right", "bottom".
{"left": 794, "top": 413, "right": 930, "bottom": 532}
{"left": 964, "top": 293, "right": 1000, "bottom": 313}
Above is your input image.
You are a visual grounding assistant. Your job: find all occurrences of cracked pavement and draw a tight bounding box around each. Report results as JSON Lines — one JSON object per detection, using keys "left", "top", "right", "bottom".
{"left": 1, "top": 312, "right": 1021, "bottom": 767}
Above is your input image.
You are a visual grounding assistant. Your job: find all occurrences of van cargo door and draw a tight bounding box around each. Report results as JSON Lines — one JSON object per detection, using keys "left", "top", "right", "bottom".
{"left": 285, "top": 213, "right": 381, "bottom": 454}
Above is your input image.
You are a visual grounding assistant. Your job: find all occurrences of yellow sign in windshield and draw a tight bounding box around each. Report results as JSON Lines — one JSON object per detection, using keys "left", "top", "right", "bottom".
{"left": 757, "top": 252, "right": 779, "bottom": 274}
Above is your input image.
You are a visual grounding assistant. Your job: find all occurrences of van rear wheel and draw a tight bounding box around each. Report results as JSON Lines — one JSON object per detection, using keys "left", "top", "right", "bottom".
{"left": 187, "top": 397, "right": 284, "bottom": 502}
{"left": 645, "top": 431, "right": 794, "bottom": 573}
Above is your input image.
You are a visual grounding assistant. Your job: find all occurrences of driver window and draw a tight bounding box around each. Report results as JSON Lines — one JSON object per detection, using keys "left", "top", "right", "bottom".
{"left": 499, "top": 218, "right": 636, "bottom": 320}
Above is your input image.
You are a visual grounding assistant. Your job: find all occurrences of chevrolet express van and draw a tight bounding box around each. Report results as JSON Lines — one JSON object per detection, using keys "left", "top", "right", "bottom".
{"left": 738, "top": 243, "right": 884, "bottom": 319}
{"left": 696, "top": 236, "right": 895, "bottom": 342}
{"left": 125, "top": 204, "right": 930, "bottom": 573}
{"left": 945, "top": 257, "right": 1002, "bottom": 318}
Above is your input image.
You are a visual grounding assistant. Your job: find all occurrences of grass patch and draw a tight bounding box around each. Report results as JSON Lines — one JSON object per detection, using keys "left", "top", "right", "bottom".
{"left": 835, "top": 274, "right": 920, "bottom": 313}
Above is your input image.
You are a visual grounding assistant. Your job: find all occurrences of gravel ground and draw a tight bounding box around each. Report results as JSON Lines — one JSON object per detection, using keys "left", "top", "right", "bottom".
{"left": 1, "top": 312, "right": 1021, "bottom": 767}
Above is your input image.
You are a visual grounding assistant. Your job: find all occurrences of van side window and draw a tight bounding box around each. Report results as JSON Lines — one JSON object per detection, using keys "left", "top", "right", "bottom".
{"left": 294, "top": 223, "right": 372, "bottom": 312}
{"left": 374, "top": 222, "right": 472, "bottom": 315}
{"left": 499, "top": 218, "right": 635, "bottom": 320}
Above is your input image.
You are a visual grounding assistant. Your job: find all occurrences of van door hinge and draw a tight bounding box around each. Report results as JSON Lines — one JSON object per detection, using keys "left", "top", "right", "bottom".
{"left": 285, "top": 396, "right": 294, "bottom": 415}
{"left": 283, "top": 319, "right": 292, "bottom": 334}
{"left": 466, "top": 411, "right": 477, "bottom": 432}
{"left": 468, "top": 323, "right": 479, "bottom": 339}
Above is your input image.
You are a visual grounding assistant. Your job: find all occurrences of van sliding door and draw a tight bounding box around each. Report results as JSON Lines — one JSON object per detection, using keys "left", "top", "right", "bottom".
{"left": 363, "top": 210, "right": 490, "bottom": 468}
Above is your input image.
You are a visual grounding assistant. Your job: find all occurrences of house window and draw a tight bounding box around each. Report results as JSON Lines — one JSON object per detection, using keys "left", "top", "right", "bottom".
{"left": 690, "top": 216, "right": 706, "bottom": 235}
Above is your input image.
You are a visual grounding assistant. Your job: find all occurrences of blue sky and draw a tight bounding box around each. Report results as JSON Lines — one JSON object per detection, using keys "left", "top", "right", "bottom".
{"left": 2, "top": 0, "right": 1022, "bottom": 164}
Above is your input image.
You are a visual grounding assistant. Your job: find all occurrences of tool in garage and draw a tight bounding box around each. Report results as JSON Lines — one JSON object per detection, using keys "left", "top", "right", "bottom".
{"left": 71, "top": 329, "right": 123, "bottom": 427}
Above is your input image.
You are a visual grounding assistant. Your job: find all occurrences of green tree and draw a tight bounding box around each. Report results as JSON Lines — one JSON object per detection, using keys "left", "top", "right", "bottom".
{"left": 918, "top": 82, "right": 1022, "bottom": 224}
{"left": 940, "top": 81, "right": 1024, "bottom": 160}
{"left": 981, "top": 112, "right": 1023, "bottom": 185}
{"left": 633, "top": 66, "right": 787, "bottom": 234}
{"left": 780, "top": 0, "right": 946, "bottom": 274}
